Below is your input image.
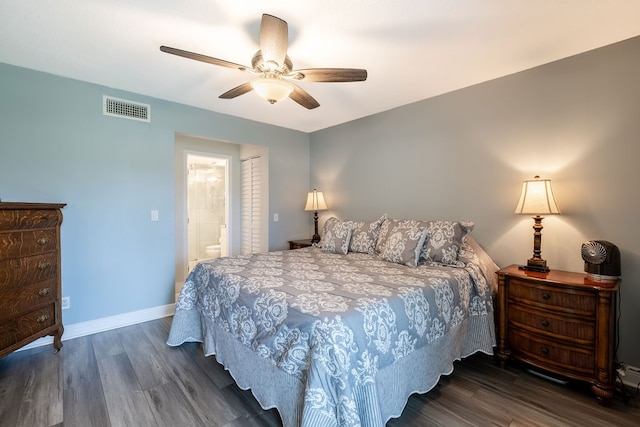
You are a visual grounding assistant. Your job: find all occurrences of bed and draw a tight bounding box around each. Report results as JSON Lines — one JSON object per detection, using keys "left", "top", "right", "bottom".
{"left": 168, "top": 217, "right": 498, "bottom": 426}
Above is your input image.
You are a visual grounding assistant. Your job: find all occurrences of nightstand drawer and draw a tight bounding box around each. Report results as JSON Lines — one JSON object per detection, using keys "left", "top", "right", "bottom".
{"left": 509, "top": 329, "right": 595, "bottom": 375}
{"left": 508, "top": 303, "right": 595, "bottom": 345}
{"left": 289, "top": 239, "right": 313, "bottom": 250}
{"left": 508, "top": 278, "right": 596, "bottom": 315}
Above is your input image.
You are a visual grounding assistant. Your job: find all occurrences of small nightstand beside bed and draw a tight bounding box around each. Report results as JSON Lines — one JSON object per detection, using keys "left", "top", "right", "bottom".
{"left": 496, "top": 265, "right": 619, "bottom": 405}
{"left": 168, "top": 216, "right": 499, "bottom": 426}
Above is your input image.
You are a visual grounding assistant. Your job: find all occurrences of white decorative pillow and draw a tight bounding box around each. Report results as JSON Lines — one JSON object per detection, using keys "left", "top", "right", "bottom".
{"left": 377, "top": 219, "right": 428, "bottom": 267}
{"left": 346, "top": 214, "right": 387, "bottom": 254}
{"left": 321, "top": 218, "right": 353, "bottom": 255}
{"left": 420, "top": 221, "right": 474, "bottom": 265}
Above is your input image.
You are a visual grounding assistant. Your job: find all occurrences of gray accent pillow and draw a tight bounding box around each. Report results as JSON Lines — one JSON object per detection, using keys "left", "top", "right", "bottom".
{"left": 375, "top": 216, "right": 392, "bottom": 254}
{"left": 420, "top": 220, "right": 474, "bottom": 265}
{"left": 346, "top": 214, "right": 387, "bottom": 254}
{"left": 377, "top": 219, "right": 428, "bottom": 267}
{"left": 321, "top": 218, "right": 353, "bottom": 255}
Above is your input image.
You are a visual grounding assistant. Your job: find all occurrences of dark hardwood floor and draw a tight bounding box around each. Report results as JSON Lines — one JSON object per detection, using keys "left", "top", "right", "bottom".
{"left": 1, "top": 317, "right": 638, "bottom": 426}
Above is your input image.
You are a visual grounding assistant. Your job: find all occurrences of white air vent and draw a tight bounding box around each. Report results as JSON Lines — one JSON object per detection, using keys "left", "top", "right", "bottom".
{"left": 103, "top": 95, "right": 150, "bottom": 122}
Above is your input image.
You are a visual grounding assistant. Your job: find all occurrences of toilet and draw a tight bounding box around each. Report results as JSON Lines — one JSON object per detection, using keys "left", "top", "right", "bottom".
{"left": 205, "top": 244, "right": 221, "bottom": 259}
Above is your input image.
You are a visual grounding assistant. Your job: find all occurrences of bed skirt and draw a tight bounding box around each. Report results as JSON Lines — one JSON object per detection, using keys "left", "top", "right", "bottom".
{"left": 168, "top": 308, "right": 495, "bottom": 427}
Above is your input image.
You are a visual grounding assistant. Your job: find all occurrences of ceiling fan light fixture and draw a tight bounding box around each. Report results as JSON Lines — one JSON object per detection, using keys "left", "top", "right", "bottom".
{"left": 250, "top": 77, "right": 294, "bottom": 104}
{"left": 160, "top": 14, "right": 366, "bottom": 110}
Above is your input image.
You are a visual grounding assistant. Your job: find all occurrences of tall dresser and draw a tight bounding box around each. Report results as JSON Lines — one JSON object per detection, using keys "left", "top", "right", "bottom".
{"left": 0, "top": 202, "right": 66, "bottom": 358}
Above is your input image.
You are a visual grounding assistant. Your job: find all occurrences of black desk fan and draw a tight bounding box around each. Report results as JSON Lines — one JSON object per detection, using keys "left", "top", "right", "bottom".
{"left": 581, "top": 240, "right": 621, "bottom": 281}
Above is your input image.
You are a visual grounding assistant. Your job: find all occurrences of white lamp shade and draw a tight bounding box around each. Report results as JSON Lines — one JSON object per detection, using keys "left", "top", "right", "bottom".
{"left": 515, "top": 176, "right": 560, "bottom": 215}
{"left": 251, "top": 78, "right": 294, "bottom": 104}
{"left": 304, "top": 190, "right": 328, "bottom": 211}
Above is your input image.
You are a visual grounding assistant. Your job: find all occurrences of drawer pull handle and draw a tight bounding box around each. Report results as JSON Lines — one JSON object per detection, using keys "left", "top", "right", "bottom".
{"left": 37, "top": 237, "right": 50, "bottom": 245}
{"left": 39, "top": 287, "right": 51, "bottom": 296}
{"left": 541, "top": 346, "right": 549, "bottom": 355}
{"left": 541, "top": 319, "right": 549, "bottom": 327}
{"left": 542, "top": 293, "right": 550, "bottom": 300}
{"left": 36, "top": 315, "right": 50, "bottom": 323}
{"left": 38, "top": 262, "right": 51, "bottom": 270}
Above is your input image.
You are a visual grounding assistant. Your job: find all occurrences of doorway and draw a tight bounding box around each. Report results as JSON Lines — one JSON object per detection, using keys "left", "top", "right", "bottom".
{"left": 174, "top": 134, "right": 269, "bottom": 299}
{"left": 187, "top": 154, "right": 229, "bottom": 272}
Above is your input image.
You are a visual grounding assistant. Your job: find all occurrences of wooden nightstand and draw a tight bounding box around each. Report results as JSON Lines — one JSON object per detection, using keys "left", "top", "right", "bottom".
{"left": 288, "top": 239, "right": 314, "bottom": 250}
{"left": 496, "top": 264, "right": 620, "bottom": 405}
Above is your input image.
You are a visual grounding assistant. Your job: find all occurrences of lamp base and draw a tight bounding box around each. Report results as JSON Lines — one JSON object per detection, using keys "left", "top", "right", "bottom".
{"left": 311, "top": 234, "right": 321, "bottom": 244}
{"left": 522, "top": 258, "right": 549, "bottom": 273}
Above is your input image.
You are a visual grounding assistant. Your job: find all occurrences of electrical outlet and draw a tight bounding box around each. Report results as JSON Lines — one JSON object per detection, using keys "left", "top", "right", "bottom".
{"left": 61, "top": 297, "right": 70, "bottom": 310}
{"left": 619, "top": 364, "right": 640, "bottom": 389}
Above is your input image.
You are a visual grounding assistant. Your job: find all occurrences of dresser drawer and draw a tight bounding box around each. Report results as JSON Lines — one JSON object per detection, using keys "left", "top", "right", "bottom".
{"left": 508, "top": 278, "right": 596, "bottom": 315}
{"left": 0, "top": 253, "right": 58, "bottom": 288}
{"left": 508, "top": 329, "right": 595, "bottom": 375}
{"left": 0, "top": 305, "right": 56, "bottom": 350}
{"left": 0, "top": 278, "right": 58, "bottom": 322}
{"left": 508, "top": 303, "right": 595, "bottom": 345}
{"left": 0, "top": 209, "right": 61, "bottom": 230}
{"left": 0, "top": 229, "right": 58, "bottom": 260}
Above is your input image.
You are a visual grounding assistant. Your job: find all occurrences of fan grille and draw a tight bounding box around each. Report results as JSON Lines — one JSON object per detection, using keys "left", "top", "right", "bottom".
{"left": 581, "top": 241, "right": 607, "bottom": 264}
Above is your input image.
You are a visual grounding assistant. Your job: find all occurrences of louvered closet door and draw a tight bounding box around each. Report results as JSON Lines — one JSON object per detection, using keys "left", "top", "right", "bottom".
{"left": 241, "top": 157, "right": 261, "bottom": 254}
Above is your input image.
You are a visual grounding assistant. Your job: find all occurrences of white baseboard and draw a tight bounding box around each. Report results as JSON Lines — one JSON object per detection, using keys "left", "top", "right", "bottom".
{"left": 18, "top": 303, "right": 176, "bottom": 352}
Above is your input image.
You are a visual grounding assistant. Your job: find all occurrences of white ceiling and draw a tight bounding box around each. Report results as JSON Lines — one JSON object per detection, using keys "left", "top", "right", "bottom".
{"left": 2, "top": 1, "right": 639, "bottom": 133}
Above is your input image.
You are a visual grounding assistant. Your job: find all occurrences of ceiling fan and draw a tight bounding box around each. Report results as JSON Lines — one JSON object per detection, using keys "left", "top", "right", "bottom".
{"left": 160, "top": 13, "right": 367, "bottom": 109}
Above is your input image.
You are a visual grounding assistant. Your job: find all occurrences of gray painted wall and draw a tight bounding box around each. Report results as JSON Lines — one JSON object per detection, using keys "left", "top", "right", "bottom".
{"left": 0, "top": 63, "right": 311, "bottom": 325}
{"left": 310, "top": 36, "right": 640, "bottom": 366}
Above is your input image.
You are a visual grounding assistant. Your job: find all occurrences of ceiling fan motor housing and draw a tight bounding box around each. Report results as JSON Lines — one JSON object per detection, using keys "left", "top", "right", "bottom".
{"left": 581, "top": 240, "right": 621, "bottom": 280}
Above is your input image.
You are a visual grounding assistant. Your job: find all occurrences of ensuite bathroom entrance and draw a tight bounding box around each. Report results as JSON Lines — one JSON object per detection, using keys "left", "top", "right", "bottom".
{"left": 186, "top": 154, "right": 229, "bottom": 272}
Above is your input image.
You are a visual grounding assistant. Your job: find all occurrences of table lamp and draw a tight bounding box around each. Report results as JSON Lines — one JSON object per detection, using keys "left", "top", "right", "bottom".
{"left": 515, "top": 175, "right": 560, "bottom": 272}
{"left": 304, "top": 189, "right": 327, "bottom": 243}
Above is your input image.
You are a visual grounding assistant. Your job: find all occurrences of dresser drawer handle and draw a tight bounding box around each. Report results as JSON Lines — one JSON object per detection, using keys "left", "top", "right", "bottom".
{"left": 541, "top": 319, "right": 549, "bottom": 327}
{"left": 541, "top": 346, "right": 549, "bottom": 355}
{"left": 542, "top": 293, "right": 550, "bottom": 300}
{"left": 37, "top": 237, "right": 50, "bottom": 245}
{"left": 38, "top": 262, "right": 51, "bottom": 270}
{"left": 36, "top": 314, "right": 50, "bottom": 323}
{"left": 39, "top": 287, "right": 51, "bottom": 296}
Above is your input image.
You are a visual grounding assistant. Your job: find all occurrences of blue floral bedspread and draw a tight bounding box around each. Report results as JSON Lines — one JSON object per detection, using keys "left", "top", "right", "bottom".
{"left": 168, "top": 247, "right": 495, "bottom": 426}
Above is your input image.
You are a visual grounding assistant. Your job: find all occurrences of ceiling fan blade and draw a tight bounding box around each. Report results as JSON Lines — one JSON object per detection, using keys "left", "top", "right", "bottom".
{"left": 160, "top": 46, "right": 249, "bottom": 71}
{"left": 219, "top": 82, "right": 254, "bottom": 99}
{"left": 290, "top": 68, "right": 368, "bottom": 82}
{"left": 259, "top": 14, "right": 288, "bottom": 67}
{"left": 289, "top": 84, "right": 320, "bottom": 109}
